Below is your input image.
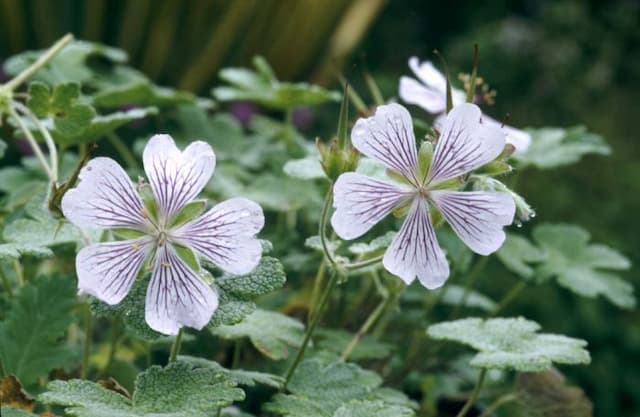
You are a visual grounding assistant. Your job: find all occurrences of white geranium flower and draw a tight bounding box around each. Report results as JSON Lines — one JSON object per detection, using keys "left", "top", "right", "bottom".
{"left": 62, "top": 134, "right": 264, "bottom": 335}
{"left": 399, "top": 56, "right": 532, "bottom": 153}
{"left": 331, "top": 103, "right": 515, "bottom": 289}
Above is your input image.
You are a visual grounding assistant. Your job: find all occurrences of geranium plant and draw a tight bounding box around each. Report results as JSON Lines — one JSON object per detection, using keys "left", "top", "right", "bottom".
{"left": 0, "top": 34, "right": 633, "bottom": 417}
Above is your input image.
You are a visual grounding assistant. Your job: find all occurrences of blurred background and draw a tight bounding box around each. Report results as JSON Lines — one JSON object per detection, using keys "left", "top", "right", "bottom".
{"left": 0, "top": 0, "right": 638, "bottom": 415}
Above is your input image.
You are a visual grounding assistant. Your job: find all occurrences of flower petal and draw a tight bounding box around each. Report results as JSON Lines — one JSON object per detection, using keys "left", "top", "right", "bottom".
{"left": 172, "top": 197, "right": 264, "bottom": 275}
{"left": 399, "top": 76, "right": 446, "bottom": 114}
{"left": 351, "top": 103, "right": 420, "bottom": 184}
{"left": 331, "top": 172, "right": 413, "bottom": 240}
{"left": 61, "top": 157, "right": 149, "bottom": 229}
{"left": 145, "top": 244, "right": 219, "bottom": 335}
{"left": 428, "top": 103, "right": 505, "bottom": 184}
{"left": 408, "top": 57, "right": 447, "bottom": 93}
{"left": 76, "top": 238, "right": 152, "bottom": 304}
{"left": 431, "top": 190, "right": 515, "bottom": 255}
{"left": 481, "top": 114, "right": 532, "bottom": 153}
{"left": 143, "top": 134, "right": 216, "bottom": 221}
{"left": 382, "top": 197, "right": 449, "bottom": 289}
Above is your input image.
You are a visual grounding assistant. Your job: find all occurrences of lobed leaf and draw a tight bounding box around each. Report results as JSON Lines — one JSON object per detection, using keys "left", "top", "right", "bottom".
{"left": 427, "top": 317, "right": 590, "bottom": 372}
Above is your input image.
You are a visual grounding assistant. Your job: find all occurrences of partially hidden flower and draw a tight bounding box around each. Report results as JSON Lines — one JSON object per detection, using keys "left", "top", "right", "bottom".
{"left": 62, "top": 134, "right": 264, "bottom": 335}
{"left": 399, "top": 56, "right": 531, "bottom": 153}
{"left": 331, "top": 103, "right": 515, "bottom": 288}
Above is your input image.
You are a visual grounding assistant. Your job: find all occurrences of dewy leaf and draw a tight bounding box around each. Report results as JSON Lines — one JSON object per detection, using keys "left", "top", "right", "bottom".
{"left": 427, "top": 317, "right": 591, "bottom": 372}
{"left": 211, "top": 309, "right": 304, "bottom": 360}
{"left": 348, "top": 232, "right": 396, "bottom": 256}
{"left": 435, "top": 285, "right": 497, "bottom": 312}
{"left": 178, "top": 355, "right": 285, "bottom": 389}
{"left": 3, "top": 193, "right": 86, "bottom": 248}
{"left": 0, "top": 243, "right": 53, "bottom": 262}
{"left": 0, "top": 276, "right": 78, "bottom": 386}
{"left": 209, "top": 256, "right": 287, "bottom": 328}
{"left": 515, "top": 126, "right": 610, "bottom": 169}
{"left": 497, "top": 233, "right": 546, "bottom": 279}
{"left": 0, "top": 407, "right": 38, "bottom": 417}
{"left": 283, "top": 156, "right": 326, "bottom": 180}
{"left": 533, "top": 223, "right": 635, "bottom": 308}
{"left": 39, "top": 361, "right": 245, "bottom": 417}
{"left": 264, "top": 359, "right": 415, "bottom": 417}
{"left": 91, "top": 275, "right": 162, "bottom": 341}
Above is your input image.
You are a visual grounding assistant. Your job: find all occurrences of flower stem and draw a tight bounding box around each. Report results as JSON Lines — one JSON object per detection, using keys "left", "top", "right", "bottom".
{"left": 100, "top": 319, "right": 121, "bottom": 377}
{"left": 0, "top": 268, "right": 13, "bottom": 299}
{"left": 340, "top": 294, "right": 389, "bottom": 361}
{"left": 489, "top": 280, "right": 527, "bottom": 317}
{"left": 451, "top": 256, "right": 488, "bottom": 319}
{"left": 308, "top": 259, "right": 327, "bottom": 322}
{"left": 12, "top": 260, "right": 24, "bottom": 287}
{"left": 343, "top": 255, "right": 383, "bottom": 270}
{"left": 477, "top": 392, "right": 518, "bottom": 417}
{"left": 81, "top": 304, "right": 93, "bottom": 379}
{"left": 284, "top": 269, "right": 337, "bottom": 389}
{"left": 14, "top": 100, "right": 58, "bottom": 182}
{"left": 169, "top": 328, "right": 184, "bottom": 363}
{"left": 1, "top": 33, "right": 74, "bottom": 92}
{"left": 455, "top": 368, "right": 487, "bottom": 417}
{"left": 319, "top": 188, "right": 337, "bottom": 267}
{"left": 7, "top": 104, "right": 54, "bottom": 181}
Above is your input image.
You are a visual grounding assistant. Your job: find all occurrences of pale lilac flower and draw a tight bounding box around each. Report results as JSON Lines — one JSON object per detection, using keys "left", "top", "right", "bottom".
{"left": 331, "top": 103, "right": 515, "bottom": 288}
{"left": 62, "top": 134, "right": 264, "bottom": 335}
{"left": 399, "top": 56, "right": 531, "bottom": 153}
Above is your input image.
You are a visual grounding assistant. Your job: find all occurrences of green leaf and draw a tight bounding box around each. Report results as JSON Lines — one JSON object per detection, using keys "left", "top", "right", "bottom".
{"left": 2, "top": 193, "right": 86, "bottom": 248}
{"left": 316, "top": 329, "right": 394, "bottom": 361}
{"left": 39, "top": 361, "right": 245, "bottom": 417}
{"left": 4, "top": 41, "right": 127, "bottom": 85}
{"left": 177, "top": 355, "right": 284, "bottom": 389}
{"left": 209, "top": 256, "right": 287, "bottom": 328}
{"left": 244, "top": 174, "right": 322, "bottom": 212}
{"left": 0, "top": 139, "right": 6, "bottom": 158}
{"left": 92, "top": 80, "right": 195, "bottom": 109}
{"left": 435, "top": 285, "right": 497, "bottom": 312}
{"left": 427, "top": 317, "right": 591, "bottom": 371}
{"left": 515, "top": 126, "right": 610, "bottom": 169}
{"left": 0, "top": 407, "right": 37, "bottom": 417}
{"left": 0, "top": 276, "right": 78, "bottom": 386}
{"left": 348, "top": 232, "right": 396, "bottom": 256}
{"left": 91, "top": 275, "right": 162, "bottom": 341}
{"left": 0, "top": 243, "right": 53, "bottom": 262}
{"left": 533, "top": 223, "right": 635, "bottom": 308}
{"left": 264, "top": 359, "right": 414, "bottom": 417}
{"left": 27, "top": 82, "right": 96, "bottom": 137}
{"left": 46, "top": 107, "right": 158, "bottom": 147}
{"left": 332, "top": 400, "right": 414, "bottom": 417}
{"left": 211, "top": 309, "right": 304, "bottom": 360}
{"left": 213, "top": 56, "right": 340, "bottom": 109}
{"left": 496, "top": 233, "right": 546, "bottom": 279}
{"left": 283, "top": 156, "right": 326, "bottom": 180}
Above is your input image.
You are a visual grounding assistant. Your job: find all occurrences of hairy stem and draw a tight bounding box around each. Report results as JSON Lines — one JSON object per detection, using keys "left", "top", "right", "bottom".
{"left": 284, "top": 270, "right": 337, "bottom": 389}
{"left": 451, "top": 256, "right": 489, "bottom": 319}
{"left": 455, "top": 369, "right": 487, "bottom": 417}
{"left": 7, "top": 104, "right": 53, "bottom": 181}
{"left": 343, "top": 254, "right": 383, "bottom": 270}
{"left": 0, "top": 268, "right": 13, "bottom": 299}
{"left": 1, "top": 33, "right": 74, "bottom": 92}
{"left": 308, "top": 259, "right": 327, "bottom": 322}
{"left": 319, "top": 188, "right": 337, "bottom": 266}
{"left": 81, "top": 304, "right": 93, "bottom": 379}
{"left": 477, "top": 392, "right": 518, "bottom": 417}
{"left": 169, "top": 328, "right": 184, "bottom": 363}
{"left": 341, "top": 294, "right": 389, "bottom": 361}
{"left": 14, "top": 100, "right": 58, "bottom": 182}
{"left": 490, "top": 280, "right": 527, "bottom": 317}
